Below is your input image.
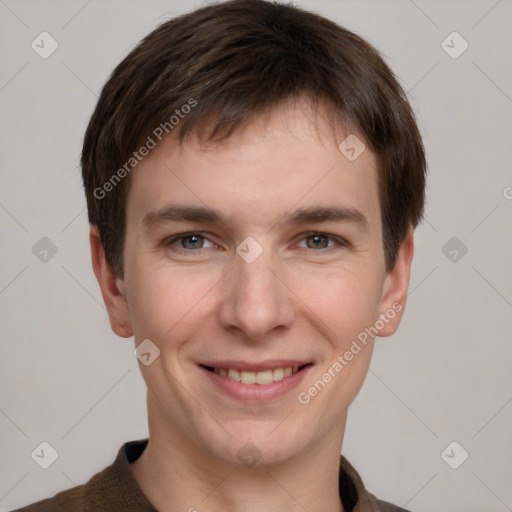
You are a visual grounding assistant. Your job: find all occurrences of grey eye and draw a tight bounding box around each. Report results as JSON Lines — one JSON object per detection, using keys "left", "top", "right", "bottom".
{"left": 298, "top": 234, "right": 333, "bottom": 250}
{"left": 180, "top": 234, "right": 205, "bottom": 249}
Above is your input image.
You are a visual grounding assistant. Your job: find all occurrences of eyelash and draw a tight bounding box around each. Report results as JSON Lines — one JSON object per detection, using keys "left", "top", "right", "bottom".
{"left": 162, "top": 232, "right": 348, "bottom": 255}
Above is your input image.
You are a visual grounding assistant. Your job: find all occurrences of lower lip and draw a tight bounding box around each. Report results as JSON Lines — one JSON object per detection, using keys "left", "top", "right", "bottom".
{"left": 199, "top": 365, "right": 312, "bottom": 403}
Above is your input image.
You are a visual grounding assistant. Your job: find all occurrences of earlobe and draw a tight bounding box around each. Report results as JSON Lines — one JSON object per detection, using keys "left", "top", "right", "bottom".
{"left": 377, "top": 229, "right": 414, "bottom": 337}
{"left": 89, "top": 226, "right": 133, "bottom": 338}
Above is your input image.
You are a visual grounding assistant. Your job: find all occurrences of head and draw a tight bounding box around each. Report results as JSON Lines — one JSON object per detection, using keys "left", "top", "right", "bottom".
{"left": 84, "top": 0, "right": 426, "bottom": 468}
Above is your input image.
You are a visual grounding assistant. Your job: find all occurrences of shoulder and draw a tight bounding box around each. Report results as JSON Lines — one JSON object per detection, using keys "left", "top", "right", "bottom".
{"left": 8, "top": 484, "right": 85, "bottom": 512}
{"left": 8, "top": 439, "right": 151, "bottom": 512}
{"left": 369, "top": 492, "right": 412, "bottom": 512}
{"left": 339, "top": 455, "right": 412, "bottom": 512}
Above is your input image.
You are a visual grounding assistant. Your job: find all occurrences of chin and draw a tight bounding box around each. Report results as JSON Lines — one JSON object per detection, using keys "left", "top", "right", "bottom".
{"left": 206, "top": 420, "right": 309, "bottom": 469}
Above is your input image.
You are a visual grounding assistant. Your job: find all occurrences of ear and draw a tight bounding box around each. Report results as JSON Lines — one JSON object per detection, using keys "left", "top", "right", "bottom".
{"left": 376, "top": 228, "right": 414, "bottom": 337}
{"left": 89, "top": 226, "right": 133, "bottom": 338}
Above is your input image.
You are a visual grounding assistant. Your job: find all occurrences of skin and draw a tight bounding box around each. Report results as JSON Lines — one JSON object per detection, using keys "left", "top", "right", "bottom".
{"left": 90, "top": 100, "right": 414, "bottom": 512}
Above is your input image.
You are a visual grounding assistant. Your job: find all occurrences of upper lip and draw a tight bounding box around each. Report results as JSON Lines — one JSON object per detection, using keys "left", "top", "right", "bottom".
{"left": 199, "top": 360, "right": 313, "bottom": 372}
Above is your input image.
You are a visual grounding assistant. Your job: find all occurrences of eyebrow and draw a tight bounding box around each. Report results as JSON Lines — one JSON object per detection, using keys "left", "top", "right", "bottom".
{"left": 141, "top": 205, "right": 369, "bottom": 232}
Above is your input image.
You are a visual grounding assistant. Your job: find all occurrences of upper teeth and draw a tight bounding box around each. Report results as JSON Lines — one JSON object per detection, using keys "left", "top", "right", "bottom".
{"left": 214, "top": 366, "right": 299, "bottom": 384}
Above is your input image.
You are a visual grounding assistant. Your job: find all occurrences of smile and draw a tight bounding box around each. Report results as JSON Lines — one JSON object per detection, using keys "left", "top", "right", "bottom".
{"left": 208, "top": 366, "right": 301, "bottom": 384}
{"left": 199, "top": 362, "right": 313, "bottom": 402}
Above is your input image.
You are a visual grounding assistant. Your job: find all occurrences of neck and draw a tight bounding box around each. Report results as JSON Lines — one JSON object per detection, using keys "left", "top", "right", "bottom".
{"left": 130, "top": 394, "right": 346, "bottom": 512}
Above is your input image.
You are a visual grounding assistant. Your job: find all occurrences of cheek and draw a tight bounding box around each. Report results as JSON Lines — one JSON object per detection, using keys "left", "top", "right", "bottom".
{"left": 300, "top": 267, "right": 383, "bottom": 346}
{"left": 127, "top": 263, "right": 220, "bottom": 343}
{"left": 294, "top": 271, "right": 381, "bottom": 416}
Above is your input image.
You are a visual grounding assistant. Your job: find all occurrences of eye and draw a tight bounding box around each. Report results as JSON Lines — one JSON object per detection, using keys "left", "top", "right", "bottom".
{"left": 164, "top": 233, "right": 215, "bottom": 252}
{"left": 296, "top": 232, "right": 346, "bottom": 252}
{"left": 162, "top": 231, "right": 348, "bottom": 256}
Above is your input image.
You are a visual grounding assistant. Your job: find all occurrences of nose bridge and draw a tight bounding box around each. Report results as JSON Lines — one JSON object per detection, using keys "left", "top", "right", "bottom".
{"left": 219, "top": 241, "right": 294, "bottom": 339}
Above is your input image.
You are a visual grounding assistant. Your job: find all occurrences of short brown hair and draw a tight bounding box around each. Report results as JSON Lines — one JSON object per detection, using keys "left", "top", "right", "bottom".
{"left": 81, "top": 0, "right": 426, "bottom": 276}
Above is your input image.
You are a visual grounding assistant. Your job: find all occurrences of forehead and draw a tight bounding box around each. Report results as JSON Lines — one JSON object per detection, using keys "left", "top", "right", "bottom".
{"left": 125, "top": 102, "right": 381, "bottom": 234}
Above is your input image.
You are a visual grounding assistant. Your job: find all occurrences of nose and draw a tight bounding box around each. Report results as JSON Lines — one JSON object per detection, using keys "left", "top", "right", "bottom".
{"left": 218, "top": 244, "right": 296, "bottom": 342}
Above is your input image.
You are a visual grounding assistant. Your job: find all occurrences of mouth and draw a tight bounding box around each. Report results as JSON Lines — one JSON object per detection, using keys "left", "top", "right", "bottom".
{"left": 200, "top": 363, "right": 312, "bottom": 385}
{"left": 198, "top": 360, "right": 313, "bottom": 402}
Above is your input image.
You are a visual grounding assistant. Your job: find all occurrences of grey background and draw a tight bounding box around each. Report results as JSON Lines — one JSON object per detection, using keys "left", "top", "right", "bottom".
{"left": 1, "top": 0, "right": 511, "bottom": 510}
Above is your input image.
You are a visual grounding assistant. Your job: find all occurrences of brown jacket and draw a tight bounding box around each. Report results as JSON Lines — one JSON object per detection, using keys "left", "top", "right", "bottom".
{"left": 11, "top": 439, "right": 410, "bottom": 512}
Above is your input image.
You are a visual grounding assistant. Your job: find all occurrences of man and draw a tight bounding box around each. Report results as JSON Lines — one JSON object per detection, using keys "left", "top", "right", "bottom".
{"left": 13, "top": 0, "right": 425, "bottom": 510}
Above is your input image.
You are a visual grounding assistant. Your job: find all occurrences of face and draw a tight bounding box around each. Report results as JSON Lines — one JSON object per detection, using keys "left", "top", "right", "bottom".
{"left": 92, "top": 101, "right": 412, "bottom": 468}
